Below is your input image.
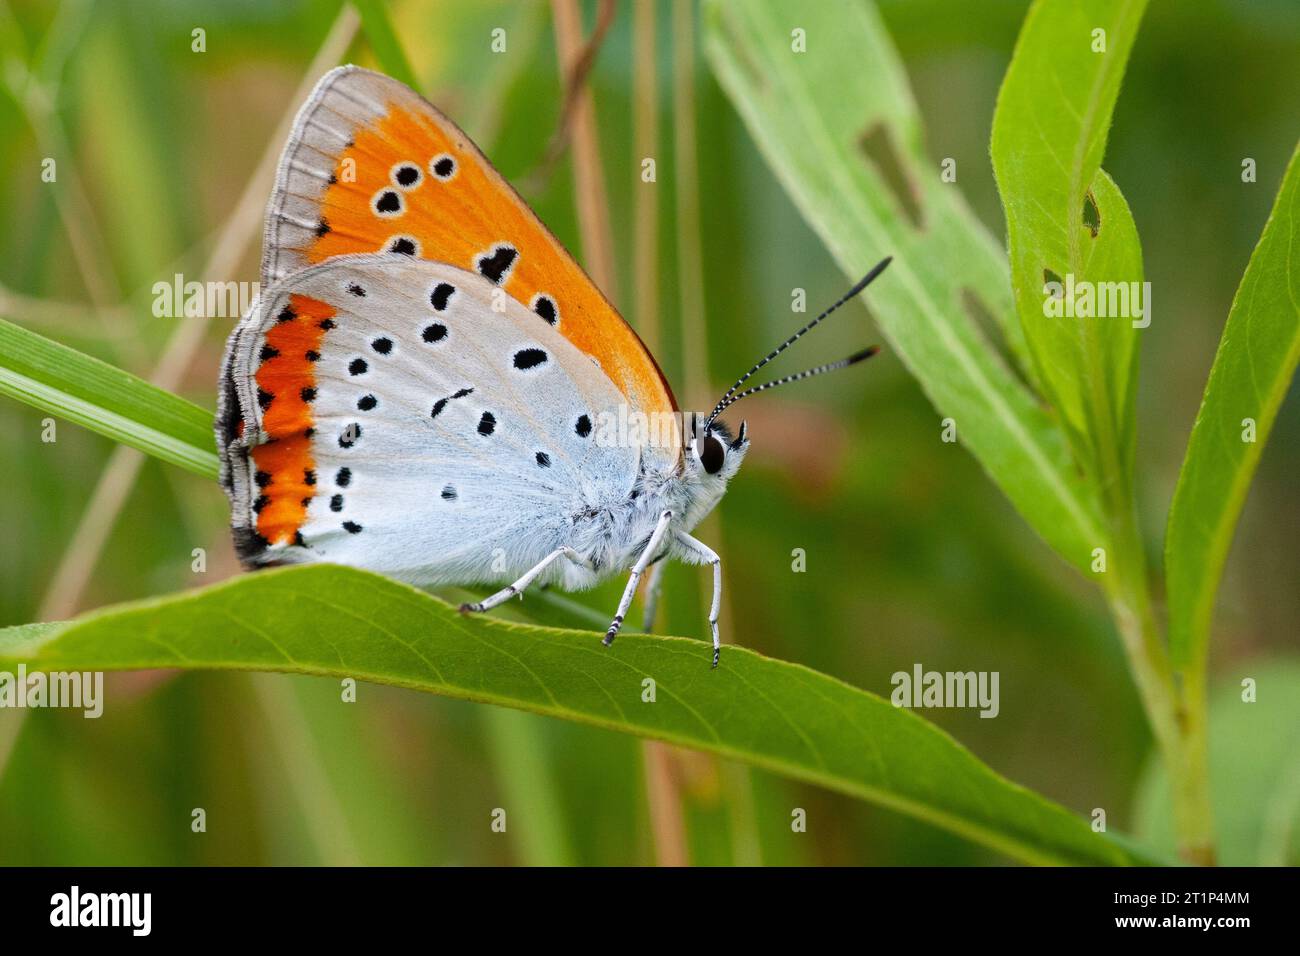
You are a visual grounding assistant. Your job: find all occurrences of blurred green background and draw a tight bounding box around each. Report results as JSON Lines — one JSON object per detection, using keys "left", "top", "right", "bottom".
{"left": 0, "top": 0, "right": 1297, "bottom": 865}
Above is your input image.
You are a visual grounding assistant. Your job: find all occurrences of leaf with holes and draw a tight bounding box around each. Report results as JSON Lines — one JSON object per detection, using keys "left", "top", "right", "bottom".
{"left": 1165, "top": 141, "right": 1300, "bottom": 673}
{"left": 0, "top": 563, "right": 1164, "bottom": 866}
{"left": 992, "top": 0, "right": 1149, "bottom": 480}
{"left": 0, "top": 317, "right": 219, "bottom": 479}
{"left": 703, "top": 0, "right": 1105, "bottom": 573}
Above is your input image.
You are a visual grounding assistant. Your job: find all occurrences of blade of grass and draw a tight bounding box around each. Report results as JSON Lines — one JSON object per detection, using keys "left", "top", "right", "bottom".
{"left": 0, "top": 317, "right": 217, "bottom": 478}
{"left": 350, "top": 0, "right": 420, "bottom": 90}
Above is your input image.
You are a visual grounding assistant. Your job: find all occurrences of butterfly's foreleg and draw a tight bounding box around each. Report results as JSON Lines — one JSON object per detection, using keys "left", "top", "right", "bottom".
{"left": 603, "top": 509, "right": 673, "bottom": 647}
{"left": 676, "top": 532, "right": 722, "bottom": 668}
{"left": 641, "top": 560, "right": 667, "bottom": 633}
{"left": 460, "top": 547, "right": 595, "bottom": 613}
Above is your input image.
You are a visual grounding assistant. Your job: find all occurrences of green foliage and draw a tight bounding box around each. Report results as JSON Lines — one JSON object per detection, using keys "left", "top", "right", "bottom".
{"left": 0, "top": 563, "right": 1159, "bottom": 866}
{"left": 1165, "top": 144, "right": 1300, "bottom": 672}
{"left": 703, "top": 0, "right": 1106, "bottom": 574}
{"left": 0, "top": 317, "right": 217, "bottom": 478}
{"left": 1135, "top": 661, "right": 1300, "bottom": 866}
{"left": 1, "top": 0, "right": 1296, "bottom": 867}
{"left": 991, "top": 0, "right": 1147, "bottom": 480}
{"left": 350, "top": 0, "right": 421, "bottom": 90}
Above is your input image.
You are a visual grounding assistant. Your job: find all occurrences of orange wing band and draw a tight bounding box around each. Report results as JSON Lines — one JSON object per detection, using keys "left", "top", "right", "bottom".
{"left": 249, "top": 294, "right": 334, "bottom": 545}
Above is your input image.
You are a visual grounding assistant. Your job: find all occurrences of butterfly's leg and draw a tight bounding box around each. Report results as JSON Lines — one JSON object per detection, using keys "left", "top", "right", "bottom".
{"left": 676, "top": 532, "right": 723, "bottom": 668}
{"left": 603, "top": 509, "right": 673, "bottom": 647}
{"left": 641, "top": 560, "right": 667, "bottom": 632}
{"left": 460, "top": 547, "right": 595, "bottom": 613}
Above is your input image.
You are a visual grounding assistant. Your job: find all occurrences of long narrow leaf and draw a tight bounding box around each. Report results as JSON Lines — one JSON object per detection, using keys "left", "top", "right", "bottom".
{"left": 991, "top": 0, "right": 1148, "bottom": 481}
{"left": 1166, "top": 142, "right": 1300, "bottom": 670}
{"left": 703, "top": 0, "right": 1106, "bottom": 572}
{"left": 0, "top": 563, "right": 1163, "bottom": 867}
{"left": 0, "top": 317, "right": 218, "bottom": 478}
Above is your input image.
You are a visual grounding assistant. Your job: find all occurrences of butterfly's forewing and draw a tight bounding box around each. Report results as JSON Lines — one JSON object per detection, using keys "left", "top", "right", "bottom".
{"left": 220, "top": 255, "right": 637, "bottom": 581}
{"left": 263, "top": 65, "right": 677, "bottom": 424}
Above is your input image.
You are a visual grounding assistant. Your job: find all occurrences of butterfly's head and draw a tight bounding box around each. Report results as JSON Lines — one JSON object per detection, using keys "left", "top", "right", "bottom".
{"left": 687, "top": 418, "right": 749, "bottom": 486}
{"left": 682, "top": 256, "right": 892, "bottom": 507}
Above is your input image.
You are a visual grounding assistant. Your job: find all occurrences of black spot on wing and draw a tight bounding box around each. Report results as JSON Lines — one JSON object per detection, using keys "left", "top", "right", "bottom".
{"left": 371, "top": 337, "right": 392, "bottom": 355}
{"left": 388, "top": 236, "right": 418, "bottom": 256}
{"left": 476, "top": 244, "right": 517, "bottom": 285}
{"left": 430, "top": 283, "right": 455, "bottom": 311}
{"left": 535, "top": 451, "right": 551, "bottom": 468}
{"left": 373, "top": 190, "right": 402, "bottom": 215}
{"left": 422, "top": 323, "right": 448, "bottom": 343}
{"left": 357, "top": 394, "right": 377, "bottom": 411}
{"left": 533, "top": 295, "right": 558, "bottom": 326}
{"left": 349, "top": 358, "right": 368, "bottom": 375}
{"left": 335, "top": 468, "right": 351, "bottom": 487}
{"left": 512, "top": 348, "right": 548, "bottom": 370}
{"left": 477, "top": 411, "right": 497, "bottom": 436}
{"left": 441, "top": 485, "right": 457, "bottom": 501}
{"left": 575, "top": 414, "right": 592, "bottom": 438}
{"left": 343, "top": 521, "right": 363, "bottom": 534}
{"left": 431, "top": 154, "right": 456, "bottom": 179}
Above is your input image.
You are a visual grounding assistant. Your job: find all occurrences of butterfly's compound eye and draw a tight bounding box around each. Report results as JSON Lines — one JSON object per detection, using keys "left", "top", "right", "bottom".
{"left": 700, "top": 434, "right": 726, "bottom": 475}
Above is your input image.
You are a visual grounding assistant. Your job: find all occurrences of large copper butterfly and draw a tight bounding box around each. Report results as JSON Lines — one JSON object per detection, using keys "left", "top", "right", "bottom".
{"left": 217, "top": 67, "right": 889, "bottom": 666}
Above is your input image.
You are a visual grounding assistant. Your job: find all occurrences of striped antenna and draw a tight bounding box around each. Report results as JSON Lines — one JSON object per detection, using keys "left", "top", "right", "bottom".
{"left": 709, "top": 347, "right": 881, "bottom": 420}
{"left": 703, "top": 256, "right": 892, "bottom": 430}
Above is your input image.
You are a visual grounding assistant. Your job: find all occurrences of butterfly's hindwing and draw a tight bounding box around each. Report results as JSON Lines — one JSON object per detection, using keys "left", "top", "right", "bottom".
{"left": 220, "top": 256, "right": 639, "bottom": 585}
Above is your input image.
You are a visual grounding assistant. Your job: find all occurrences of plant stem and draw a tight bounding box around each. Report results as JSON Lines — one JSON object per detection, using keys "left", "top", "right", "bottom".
{"left": 1103, "top": 498, "right": 1214, "bottom": 865}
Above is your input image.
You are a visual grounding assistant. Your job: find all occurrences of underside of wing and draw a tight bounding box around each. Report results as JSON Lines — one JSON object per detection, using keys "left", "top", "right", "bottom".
{"left": 262, "top": 64, "right": 677, "bottom": 423}
{"left": 218, "top": 255, "right": 638, "bottom": 585}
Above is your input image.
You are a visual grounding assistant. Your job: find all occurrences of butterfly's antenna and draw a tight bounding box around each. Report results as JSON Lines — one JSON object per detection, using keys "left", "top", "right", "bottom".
{"left": 703, "top": 256, "right": 892, "bottom": 430}
{"left": 709, "top": 346, "right": 881, "bottom": 419}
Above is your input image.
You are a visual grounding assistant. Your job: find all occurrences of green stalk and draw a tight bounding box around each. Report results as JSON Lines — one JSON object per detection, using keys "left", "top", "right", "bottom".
{"left": 1100, "top": 478, "right": 1213, "bottom": 865}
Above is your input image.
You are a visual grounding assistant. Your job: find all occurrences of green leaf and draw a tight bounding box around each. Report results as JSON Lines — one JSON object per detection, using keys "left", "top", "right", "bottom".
{"left": 0, "top": 563, "right": 1162, "bottom": 867}
{"left": 351, "top": 0, "right": 421, "bottom": 91}
{"left": 0, "top": 317, "right": 218, "bottom": 479}
{"left": 1134, "top": 660, "right": 1300, "bottom": 865}
{"left": 703, "top": 0, "right": 1106, "bottom": 572}
{"left": 991, "top": 0, "right": 1148, "bottom": 481}
{"left": 1165, "top": 142, "right": 1300, "bottom": 670}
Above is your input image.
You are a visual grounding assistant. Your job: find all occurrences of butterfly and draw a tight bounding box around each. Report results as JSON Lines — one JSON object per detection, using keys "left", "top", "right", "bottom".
{"left": 217, "top": 66, "right": 890, "bottom": 667}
